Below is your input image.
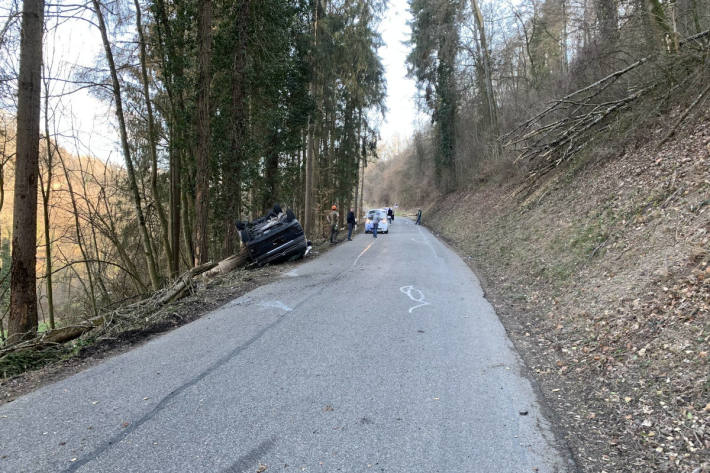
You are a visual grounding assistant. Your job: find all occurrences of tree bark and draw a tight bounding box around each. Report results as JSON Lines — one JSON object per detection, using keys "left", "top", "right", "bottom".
{"left": 223, "top": 0, "right": 249, "bottom": 255}
{"left": 193, "top": 0, "right": 212, "bottom": 266}
{"left": 9, "top": 0, "right": 44, "bottom": 344}
{"left": 92, "top": 0, "right": 161, "bottom": 290}
{"left": 40, "top": 79, "right": 55, "bottom": 329}
{"left": 470, "top": 0, "right": 499, "bottom": 140}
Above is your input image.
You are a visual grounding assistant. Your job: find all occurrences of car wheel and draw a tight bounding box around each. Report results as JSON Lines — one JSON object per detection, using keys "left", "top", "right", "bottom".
{"left": 385, "top": 230, "right": 388, "bottom": 234}
{"left": 285, "top": 209, "right": 296, "bottom": 222}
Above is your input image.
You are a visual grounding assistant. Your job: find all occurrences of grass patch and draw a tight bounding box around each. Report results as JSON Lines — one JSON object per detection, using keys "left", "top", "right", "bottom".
{"left": 0, "top": 346, "right": 71, "bottom": 378}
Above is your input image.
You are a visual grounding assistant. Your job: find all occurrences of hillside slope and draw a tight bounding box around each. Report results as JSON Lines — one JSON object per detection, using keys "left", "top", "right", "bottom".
{"left": 423, "top": 121, "right": 709, "bottom": 472}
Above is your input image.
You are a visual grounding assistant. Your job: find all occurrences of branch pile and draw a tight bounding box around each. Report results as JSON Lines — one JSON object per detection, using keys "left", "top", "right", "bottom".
{"left": 503, "top": 30, "right": 710, "bottom": 181}
{"left": 0, "top": 248, "right": 250, "bottom": 365}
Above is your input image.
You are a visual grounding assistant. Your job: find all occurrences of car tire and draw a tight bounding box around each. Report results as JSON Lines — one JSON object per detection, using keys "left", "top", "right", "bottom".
{"left": 385, "top": 230, "right": 388, "bottom": 234}
{"left": 285, "top": 209, "right": 296, "bottom": 222}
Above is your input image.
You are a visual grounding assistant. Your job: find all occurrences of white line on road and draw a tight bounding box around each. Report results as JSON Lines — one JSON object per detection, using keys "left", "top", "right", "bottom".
{"left": 257, "top": 301, "right": 293, "bottom": 312}
{"left": 417, "top": 226, "right": 439, "bottom": 257}
{"left": 399, "top": 286, "right": 431, "bottom": 313}
{"left": 352, "top": 242, "right": 374, "bottom": 268}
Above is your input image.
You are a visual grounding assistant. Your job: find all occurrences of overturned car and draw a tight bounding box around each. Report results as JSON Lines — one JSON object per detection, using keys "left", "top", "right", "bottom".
{"left": 236, "top": 205, "right": 311, "bottom": 266}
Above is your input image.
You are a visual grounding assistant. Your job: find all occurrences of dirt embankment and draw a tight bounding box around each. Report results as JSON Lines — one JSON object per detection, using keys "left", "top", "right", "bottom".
{"left": 424, "top": 121, "right": 710, "bottom": 472}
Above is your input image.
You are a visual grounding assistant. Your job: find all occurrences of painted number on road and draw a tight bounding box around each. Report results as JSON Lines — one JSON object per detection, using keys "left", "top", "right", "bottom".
{"left": 399, "top": 286, "right": 430, "bottom": 313}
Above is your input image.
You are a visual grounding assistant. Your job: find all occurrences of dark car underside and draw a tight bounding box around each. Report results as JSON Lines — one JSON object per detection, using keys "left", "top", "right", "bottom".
{"left": 236, "top": 205, "right": 310, "bottom": 266}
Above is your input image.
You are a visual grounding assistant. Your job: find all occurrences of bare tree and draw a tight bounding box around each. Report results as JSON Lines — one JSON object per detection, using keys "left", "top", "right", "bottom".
{"left": 91, "top": 0, "right": 161, "bottom": 290}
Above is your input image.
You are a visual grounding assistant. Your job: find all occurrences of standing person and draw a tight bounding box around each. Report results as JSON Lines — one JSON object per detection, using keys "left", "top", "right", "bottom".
{"left": 328, "top": 205, "right": 339, "bottom": 243}
{"left": 346, "top": 208, "right": 356, "bottom": 241}
{"left": 371, "top": 212, "right": 379, "bottom": 238}
{"left": 387, "top": 207, "right": 394, "bottom": 224}
{"left": 416, "top": 209, "right": 422, "bottom": 225}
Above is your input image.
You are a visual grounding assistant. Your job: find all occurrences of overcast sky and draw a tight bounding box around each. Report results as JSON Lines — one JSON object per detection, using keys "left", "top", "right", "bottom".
{"left": 377, "top": 0, "right": 428, "bottom": 151}
{"left": 39, "top": 0, "right": 424, "bottom": 160}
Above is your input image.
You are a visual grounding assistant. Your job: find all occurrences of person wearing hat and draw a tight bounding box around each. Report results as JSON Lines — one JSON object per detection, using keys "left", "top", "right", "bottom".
{"left": 328, "top": 205, "right": 339, "bottom": 243}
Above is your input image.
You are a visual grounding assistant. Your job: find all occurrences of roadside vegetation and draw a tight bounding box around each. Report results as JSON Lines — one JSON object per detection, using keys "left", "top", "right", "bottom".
{"left": 370, "top": 0, "right": 709, "bottom": 471}
{"left": 0, "top": 1, "right": 385, "bottom": 371}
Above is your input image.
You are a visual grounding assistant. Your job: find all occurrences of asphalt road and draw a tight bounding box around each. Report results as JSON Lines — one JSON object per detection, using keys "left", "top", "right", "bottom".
{"left": 0, "top": 217, "right": 574, "bottom": 473}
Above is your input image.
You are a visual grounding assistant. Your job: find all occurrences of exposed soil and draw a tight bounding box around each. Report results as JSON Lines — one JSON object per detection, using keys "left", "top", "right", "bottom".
{"left": 423, "top": 118, "right": 710, "bottom": 472}
{"left": 0, "top": 237, "right": 342, "bottom": 405}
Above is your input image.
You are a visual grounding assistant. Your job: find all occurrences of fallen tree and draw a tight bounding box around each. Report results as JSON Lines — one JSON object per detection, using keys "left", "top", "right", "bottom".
{"left": 0, "top": 257, "right": 236, "bottom": 360}
{"left": 503, "top": 30, "right": 710, "bottom": 182}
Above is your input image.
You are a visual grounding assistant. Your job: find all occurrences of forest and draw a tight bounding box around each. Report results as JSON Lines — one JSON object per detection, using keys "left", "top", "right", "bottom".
{"left": 370, "top": 0, "right": 709, "bottom": 205}
{"left": 0, "top": 0, "right": 386, "bottom": 344}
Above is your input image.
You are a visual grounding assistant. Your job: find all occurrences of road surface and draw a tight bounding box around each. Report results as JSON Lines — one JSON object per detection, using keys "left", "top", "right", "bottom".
{"left": 0, "top": 217, "right": 574, "bottom": 472}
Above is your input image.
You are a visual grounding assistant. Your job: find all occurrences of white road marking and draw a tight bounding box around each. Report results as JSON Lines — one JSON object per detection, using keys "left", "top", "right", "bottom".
{"left": 257, "top": 300, "right": 293, "bottom": 312}
{"left": 399, "top": 286, "right": 431, "bottom": 313}
{"left": 284, "top": 270, "right": 299, "bottom": 277}
{"left": 352, "top": 242, "right": 374, "bottom": 268}
{"left": 417, "top": 226, "right": 438, "bottom": 257}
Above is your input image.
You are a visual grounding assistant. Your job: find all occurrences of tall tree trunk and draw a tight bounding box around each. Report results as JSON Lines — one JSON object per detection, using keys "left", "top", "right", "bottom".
{"left": 224, "top": 0, "right": 249, "bottom": 254}
{"left": 264, "top": 135, "right": 279, "bottom": 212}
{"left": 40, "top": 80, "right": 55, "bottom": 329}
{"left": 561, "top": 0, "right": 568, "bottom": 75}
{"left": 181, "top": 187, "right": 195, "bottom": 267}
{"left": 152, "top": 0, "right": 183, "bottom": 277}
{"left": 359, "top": 134, "right": 365, "bottom": 218}
{"left": 645, "top": 0, "right": 674, "bottom": 51}
{"left": 169, "top": 141, "right": 181, "bottom": 275}
{"left": 92, "top": 0, "right": 161, "bottom": 290}
{"left": 193, "top": 0, "right": 212, "bottom": 265}
{"left": 595, "top": 0, "right": 619, "bottom": 59}
{"left": 304, "top": 0, "right": 324, "bottom": 239}
{"left": 134, "top": 0, "right": 173, "bottom": 274}
{"left": 9, "top": 0, "right": 43, "bottom": 343}
{"left": 470, "top": 0, "right": 499, "bottom": 140}
{"left": 304, "top": 113, "right": 315, "bottom": 237}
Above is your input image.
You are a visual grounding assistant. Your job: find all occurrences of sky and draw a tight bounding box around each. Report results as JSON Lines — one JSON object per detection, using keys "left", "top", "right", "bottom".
{"left": 376, "top": 0, "right": 428, "bottom": 153}
{"left": 16, "top": 0, "right": 425, "bottom": 161}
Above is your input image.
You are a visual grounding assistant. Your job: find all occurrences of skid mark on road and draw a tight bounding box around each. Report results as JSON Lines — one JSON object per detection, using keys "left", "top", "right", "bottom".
{"left": 60, "top": 316, "right": 293, "bottom": 473}
{"left": 220, "top": 437, "right": 277, "bottom": 473}
{"left": 399, "top": 286, "right": 431, "bottom": 313}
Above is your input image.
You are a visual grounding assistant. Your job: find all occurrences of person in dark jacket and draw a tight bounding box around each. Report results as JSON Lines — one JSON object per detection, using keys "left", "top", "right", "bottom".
{"left": 346, "top": 209, "right": 356, "bottom": 241}
{"left": 416, "top": 209, "right": 422, "bottom": 225}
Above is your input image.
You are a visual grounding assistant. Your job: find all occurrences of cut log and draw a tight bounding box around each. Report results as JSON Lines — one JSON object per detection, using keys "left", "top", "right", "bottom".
{"left": 158, "top": 261, "right": 218, "bottom": 305}
{"left": 0, "top": 316, "right": 104, "bottom": 358}
{"left": 203, "top": 247, "right": 250, "bottom": 279}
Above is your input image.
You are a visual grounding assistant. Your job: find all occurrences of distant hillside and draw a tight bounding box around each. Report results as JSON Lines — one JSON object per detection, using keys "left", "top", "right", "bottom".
{"left": 0, "top": 113, "right": 130, "bottom": 327}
